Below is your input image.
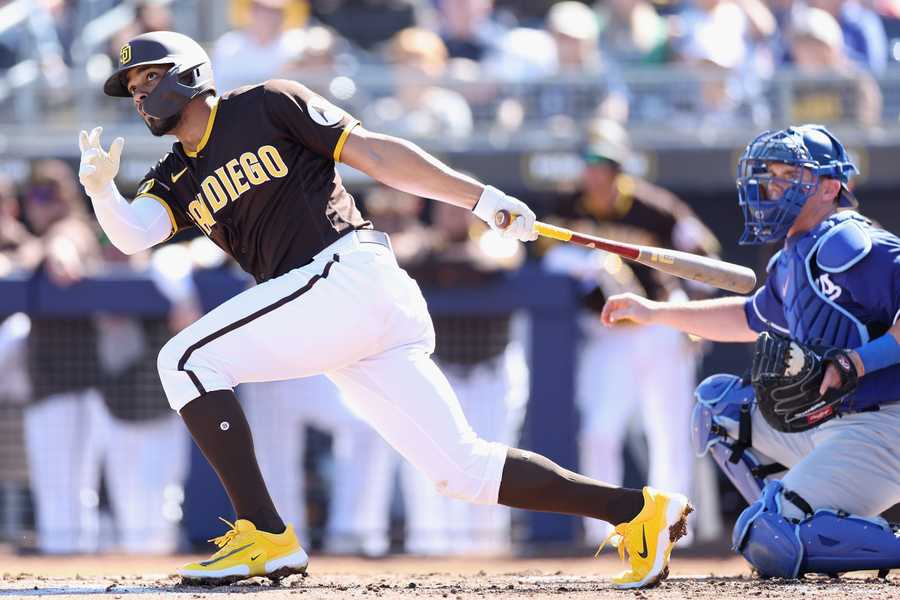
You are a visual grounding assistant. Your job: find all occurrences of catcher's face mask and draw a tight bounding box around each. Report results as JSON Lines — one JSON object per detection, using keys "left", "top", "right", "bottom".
{"left": 736, "top": 125, "right": 857, "bottom": 245}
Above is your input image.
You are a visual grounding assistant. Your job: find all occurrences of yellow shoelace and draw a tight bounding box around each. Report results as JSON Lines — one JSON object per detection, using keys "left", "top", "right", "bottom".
{"left": 595, "top": 523, "right": 629, "bottom": 562}
{"left": 208, "top": 517, "right": 242, "bottom": 553}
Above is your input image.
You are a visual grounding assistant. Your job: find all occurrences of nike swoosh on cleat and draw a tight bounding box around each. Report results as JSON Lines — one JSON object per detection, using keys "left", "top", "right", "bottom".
{"left": 250, "top": 554, "right": 262, "bottom": 561}
{"left": 171, "top": 167, "right": 188, "bottom": 183}
{"left": 637, "top": 526, "right": 649, "bottom": 559}
{"left": 198, "top": 543, "right": 254, "bottom": 566}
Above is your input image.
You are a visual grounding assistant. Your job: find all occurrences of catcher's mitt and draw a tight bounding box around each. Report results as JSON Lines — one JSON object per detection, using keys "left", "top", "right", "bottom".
{"left": 750, "top": 331, "right": 858, "bottom": 433}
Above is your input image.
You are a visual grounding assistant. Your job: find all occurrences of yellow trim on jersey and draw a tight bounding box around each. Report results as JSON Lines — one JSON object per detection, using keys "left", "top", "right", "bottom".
{"left": 185, "top": 97, "right": 220, "bottom": 158}
{"left": 333, "top": 121, "right": 359, "bottom": 163}
{"left": 137, "top": 192, "right": 179, "bottom": 240}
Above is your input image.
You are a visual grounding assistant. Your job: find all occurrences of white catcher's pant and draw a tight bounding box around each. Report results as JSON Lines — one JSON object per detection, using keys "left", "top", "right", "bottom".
{"left": 577, "top": 321, "right": 697, "bottom": 544}
{"left": 158, "top": 232, "right": 509, "bottom": 506}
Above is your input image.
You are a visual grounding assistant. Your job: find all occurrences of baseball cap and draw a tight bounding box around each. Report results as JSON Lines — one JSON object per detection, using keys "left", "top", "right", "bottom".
{"left": 547, "top": 1, "right": 600, "bottom": 41}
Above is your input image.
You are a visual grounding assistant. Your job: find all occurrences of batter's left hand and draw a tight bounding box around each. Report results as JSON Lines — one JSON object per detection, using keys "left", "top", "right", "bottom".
{"left": 473, "top": 185, "right": 538, "bottom": 242}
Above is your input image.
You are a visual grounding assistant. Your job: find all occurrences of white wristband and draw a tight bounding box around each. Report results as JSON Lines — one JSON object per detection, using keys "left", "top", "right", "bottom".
{"left": 472, "top": 185, "right": 505, "bottom": 223}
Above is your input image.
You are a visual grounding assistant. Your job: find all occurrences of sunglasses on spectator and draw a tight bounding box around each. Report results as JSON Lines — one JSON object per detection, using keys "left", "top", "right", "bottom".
{"left": 26, "top": 184, "right": 61, "bottom": 204}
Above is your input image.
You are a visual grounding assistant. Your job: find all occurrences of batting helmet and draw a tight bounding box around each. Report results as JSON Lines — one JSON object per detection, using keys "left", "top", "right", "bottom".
{"left": 104, "top": 31, "right": 215, "bottom": 119}
{"left": 736, "top": 124, "right": 857, "bottom": 245}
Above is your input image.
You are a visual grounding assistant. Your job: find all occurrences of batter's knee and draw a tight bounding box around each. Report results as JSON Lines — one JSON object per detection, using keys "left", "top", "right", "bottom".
{"left": 429, "top": 437, "right": 509, "bottom": 505}
{"left": 156, "top": 331, "right": 233, "bottom": 413}
{"left": 157, "top": 337, "right": 186, "bottom": 411}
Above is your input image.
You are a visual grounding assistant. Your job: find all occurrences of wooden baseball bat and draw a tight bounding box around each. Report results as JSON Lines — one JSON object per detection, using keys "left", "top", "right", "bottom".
{"left": 494, "top": 210, "right": 757, "bottom": 294}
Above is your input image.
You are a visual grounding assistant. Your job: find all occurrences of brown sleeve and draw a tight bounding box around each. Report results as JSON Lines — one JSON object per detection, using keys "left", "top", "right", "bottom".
{"left": 263, "top": 79, "right": 359, "bottom": 161}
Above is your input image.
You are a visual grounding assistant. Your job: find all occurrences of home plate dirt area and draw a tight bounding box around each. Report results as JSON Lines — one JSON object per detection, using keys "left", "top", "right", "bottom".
{"left": 0, "top": 553, "right": 896, "bottom": 599}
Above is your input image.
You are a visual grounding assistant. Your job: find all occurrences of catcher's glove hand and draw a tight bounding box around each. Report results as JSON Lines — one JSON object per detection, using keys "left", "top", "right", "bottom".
{"left": 750, "top": 331, "right": 858, "bottom": 433}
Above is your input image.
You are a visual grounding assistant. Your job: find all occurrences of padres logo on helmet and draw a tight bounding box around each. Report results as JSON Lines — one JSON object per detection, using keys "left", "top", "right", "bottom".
{"left": 120, "top": 43, "right": 131, "bottom": 66}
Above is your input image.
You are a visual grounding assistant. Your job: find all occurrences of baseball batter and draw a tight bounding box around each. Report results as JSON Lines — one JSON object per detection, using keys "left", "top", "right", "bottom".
{"left": 602, "top": 125, "right": 900, "bottom": 578}
{"left": 78, "top": 31, "right": 691, "bottom": 589}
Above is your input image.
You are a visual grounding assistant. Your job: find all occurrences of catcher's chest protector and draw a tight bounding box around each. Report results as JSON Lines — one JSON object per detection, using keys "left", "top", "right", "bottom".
{"left": 778, "top": 212, "right": 871, "bottom": 349}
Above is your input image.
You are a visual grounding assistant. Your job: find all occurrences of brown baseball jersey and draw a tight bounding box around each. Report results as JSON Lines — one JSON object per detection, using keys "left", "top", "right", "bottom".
{"left": 134, "top": 79, "right": 370, "bottom": 282}
{"left": 556, "top": 174, "right": 720, "bottom": 308}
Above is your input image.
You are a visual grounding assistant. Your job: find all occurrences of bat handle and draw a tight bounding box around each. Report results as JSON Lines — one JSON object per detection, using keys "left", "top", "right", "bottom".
{"left": 494, "top": 209, "right": 514, "bottom": 229}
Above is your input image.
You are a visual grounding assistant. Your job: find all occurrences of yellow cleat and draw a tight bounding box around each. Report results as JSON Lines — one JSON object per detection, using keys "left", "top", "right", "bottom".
{"left": 179, "top": 518, "right": 309, "bottom": 584}
{"left": 597, "top": 487, "right": 693, "bottom": 590}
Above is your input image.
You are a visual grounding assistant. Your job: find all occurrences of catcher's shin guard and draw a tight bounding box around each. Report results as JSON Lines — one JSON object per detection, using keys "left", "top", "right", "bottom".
{"left": 691, "top": 374, "right": 785, "bottom": 504}
{"left": 732, "top": 481, "right": 900, "bottom": 578}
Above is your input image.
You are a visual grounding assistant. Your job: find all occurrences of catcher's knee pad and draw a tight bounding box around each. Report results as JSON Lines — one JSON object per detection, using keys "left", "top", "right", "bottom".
{"left": 692, "top": 373, "right": 782, "bottom": 504}
{"left": 733, "top": 481, "right": 900, "bottom": 578}
{"left": 430, "top": 437, "right": 509, "bottom": 505}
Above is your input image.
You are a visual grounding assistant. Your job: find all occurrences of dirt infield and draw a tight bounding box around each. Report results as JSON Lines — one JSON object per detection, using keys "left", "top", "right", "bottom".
{"left": 0, "top": 552, "right": 896, "bottom": 599}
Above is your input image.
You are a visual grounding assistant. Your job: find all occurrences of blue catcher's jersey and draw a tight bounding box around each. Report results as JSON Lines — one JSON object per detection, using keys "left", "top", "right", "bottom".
{"left": 744, "top": 211, "right": 900, "bottom": 411}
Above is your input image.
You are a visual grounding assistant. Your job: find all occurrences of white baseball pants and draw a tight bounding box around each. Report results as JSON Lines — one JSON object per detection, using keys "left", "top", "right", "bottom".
{"left": 158, "top": 232, "right": 509, "bottom": 506}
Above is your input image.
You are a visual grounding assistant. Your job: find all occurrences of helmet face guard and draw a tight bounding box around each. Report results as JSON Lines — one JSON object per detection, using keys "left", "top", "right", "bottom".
{"left": 735, "top": 125, "right": 857, "bottom": 245}
{"left": 142, "top": 61, "right": 214, "bottom": 119}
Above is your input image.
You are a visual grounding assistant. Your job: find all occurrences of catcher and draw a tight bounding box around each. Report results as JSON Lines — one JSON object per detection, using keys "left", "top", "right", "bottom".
{"left": 602, "top": 124, "right": 900, "bottom": 578}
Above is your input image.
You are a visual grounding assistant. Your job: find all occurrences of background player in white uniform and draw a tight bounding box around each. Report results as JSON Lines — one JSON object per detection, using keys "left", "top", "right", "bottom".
{"left": 602, "top": 124, "right": 900, "bottom": 577}
{"left": 77, "top": 31, "right": 691, "bottom": 589}
{"left": 239, "top": 375, "right": 390, "bottom": 552}
{"left": 543, "top": 120, "right": 720, "bottom": 546}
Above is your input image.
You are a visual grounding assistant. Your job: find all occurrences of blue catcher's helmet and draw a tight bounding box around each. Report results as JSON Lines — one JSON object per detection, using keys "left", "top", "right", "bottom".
{"left": 736, "top": 124, "right": 857, "bottom": 244}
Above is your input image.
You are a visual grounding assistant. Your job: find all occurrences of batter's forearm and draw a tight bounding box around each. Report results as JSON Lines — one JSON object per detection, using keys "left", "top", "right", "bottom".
{"left": 86, "top": 182, "right": 172, "bottom": 255}
{"left": 653, "top": 296, "right": 758, "bottom": 342}
{"left": 342, "top": 129, "right": 484, "bottom": 209}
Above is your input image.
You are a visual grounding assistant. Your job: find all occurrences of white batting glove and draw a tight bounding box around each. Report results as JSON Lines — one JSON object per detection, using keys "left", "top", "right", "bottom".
{"left": 78, "top": 126, "right": 124, "bottom": 197}
{"left": 472, "top": 185, "right": 538, "bottom": 242}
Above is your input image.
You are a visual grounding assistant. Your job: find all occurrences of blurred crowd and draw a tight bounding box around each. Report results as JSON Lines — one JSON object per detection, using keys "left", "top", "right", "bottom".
{"left": 0, "top": 113, "right": 731, "bottom": 554}
{"left": 2, "top": 0, "right": 900, "bottom": 131}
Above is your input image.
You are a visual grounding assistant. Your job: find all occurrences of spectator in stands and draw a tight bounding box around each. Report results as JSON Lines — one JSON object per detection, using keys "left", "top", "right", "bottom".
{"left": 670, "top": 0, "right": 775, "bottom": 130}
{"left": 787, "top": 6, "right": 882, "bottom": 126}
{"left": 542, "top": 119, "right": 720, "bottom": 548}
{"left": 0, "top": 1, "right": 71, "bottom": 98}
{"left": 21, "top": 159, "right": 106, "bottom": 554}
{"left": 542, "top": 1, "right": 629, "bottom": 124}
{"left": 808, "top": 0, "right": 888, "bottom": 73}
{"left": 211, "top": 0, "right": 308, "bottom": 93}
{"left": 364, "top": 27, "right": 473, "bottom": 139}
{"left": 0, "top": 174, "right": 38, "bottom": 276}
{"left": 312, "top": 0, "right": 427, "bottom": 50}
{"left": 437, "top": 0, "right": 507, "bottom": 61}
{"left": 110, "top": 1, "right": 175, "bottom": 66}
{"left": 597, "top": 0, "right": 672, "bottom": 66}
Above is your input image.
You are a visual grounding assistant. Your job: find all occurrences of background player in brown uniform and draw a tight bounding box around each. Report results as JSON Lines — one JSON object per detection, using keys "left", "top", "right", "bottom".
{"left": 543, "top": 119, "right": 720, "bottom": 546}
{"left": 77, "top": 31, "right": 691, "bottom": 588}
